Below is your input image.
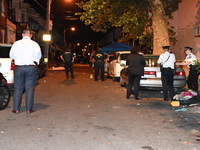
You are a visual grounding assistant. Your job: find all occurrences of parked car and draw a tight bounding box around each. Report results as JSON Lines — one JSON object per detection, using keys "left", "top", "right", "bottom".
{"left": 0, "top": 43, "right": 14, "bottom": 90}
{"left": 120, "top": 54, "right": 186, "bottom": 90}
{"left": 0, "top": 43, "right": 46, "bottom": 90}
{"left": 106, "top": 51, "right": 130, "bottom": 80}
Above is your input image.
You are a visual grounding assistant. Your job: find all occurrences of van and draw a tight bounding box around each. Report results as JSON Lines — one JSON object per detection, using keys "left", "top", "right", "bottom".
{"left": 107, "top": 51, "right": 130, "bottom": 79}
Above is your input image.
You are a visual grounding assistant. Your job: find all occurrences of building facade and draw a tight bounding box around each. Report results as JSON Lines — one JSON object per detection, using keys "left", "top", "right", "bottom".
{"left": 169, "top": 0, "right": 200, "bottom": 60}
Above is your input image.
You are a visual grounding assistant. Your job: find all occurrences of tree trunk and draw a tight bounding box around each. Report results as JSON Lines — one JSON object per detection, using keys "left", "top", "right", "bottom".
{"left": 150, "top": 0, "right": 170, "bottom": 55}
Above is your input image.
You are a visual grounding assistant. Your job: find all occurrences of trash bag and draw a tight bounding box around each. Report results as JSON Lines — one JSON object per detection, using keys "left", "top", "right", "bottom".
{"left": 173, "top": 88, "right": 200, "bottom": 105}
{"left": 180, "top": 95, "right": 200, "bottom": 105}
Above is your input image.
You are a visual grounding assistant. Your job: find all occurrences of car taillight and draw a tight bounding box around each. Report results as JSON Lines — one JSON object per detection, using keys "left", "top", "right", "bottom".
{"left": 175, "top": 71, "right": 185, "bottom": 76}
{"left": 144, "top": 71, "right": 156, "bottom": 75}
{"left": 11, "top": 60, "right": 16, "bottom": 70}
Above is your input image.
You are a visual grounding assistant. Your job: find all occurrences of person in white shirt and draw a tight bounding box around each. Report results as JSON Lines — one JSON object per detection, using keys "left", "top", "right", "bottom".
{"left": 9, "top": 29, "right": 42, "bottom": 114}
{"left": 157, "top": 46, "right": 176, "bottom": 101}
{"left": 176, "top": 46, "right": 198, "bottom": 91}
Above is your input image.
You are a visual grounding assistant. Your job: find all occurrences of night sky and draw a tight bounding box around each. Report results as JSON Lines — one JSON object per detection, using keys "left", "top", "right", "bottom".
{"left": 23, "top": 0, "right": 106, "bottom": 46}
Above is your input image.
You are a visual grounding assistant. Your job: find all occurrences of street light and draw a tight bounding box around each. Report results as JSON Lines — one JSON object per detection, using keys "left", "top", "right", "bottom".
{"left": 63, "top": 27, "right": 75, "bottom": 47}
{"left": 44, "top": 0, "right": 72, "bottom": 65}
{"left": 44, "top": 0, "right": 52, "bottom": 65}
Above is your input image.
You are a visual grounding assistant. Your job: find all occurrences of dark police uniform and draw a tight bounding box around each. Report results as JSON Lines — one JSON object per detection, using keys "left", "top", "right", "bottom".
{"left": 126, "top": 47, "right": 146, "bottom": 100}
{"left": 184, "top": 50, "right": 198, "bottom": 91}
{"left": 61, "top": 49, "right": 74, "bottom": 79}
{"left": 93, "top": 49, "right": 105, "bottom": 81}
{"left": 157, "top": 46, "right": 176, "bottom": 101}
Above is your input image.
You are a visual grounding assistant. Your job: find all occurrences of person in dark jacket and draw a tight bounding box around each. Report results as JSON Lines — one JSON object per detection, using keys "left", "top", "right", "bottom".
{"left": 126, "top": 46, "right": 146, "bottom": 100}
{"left": 60, "top": 48, "right": 75, "bottom": 79}
{"left": 93, "top": 47, "right": 105, "bottom": 81}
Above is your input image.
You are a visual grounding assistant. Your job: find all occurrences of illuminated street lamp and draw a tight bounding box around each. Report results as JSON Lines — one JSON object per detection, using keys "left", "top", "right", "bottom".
{"left": 44, "top": 0, "right": 52, "bottom": 65}
{"left": 43, "top": 34, "right": 51, "bottom": 41}
{"left": 44, "top": 0, "right": 72, "bottom": 65}
{"left": 64, "top": 27, "right": 75, "bottom": 47}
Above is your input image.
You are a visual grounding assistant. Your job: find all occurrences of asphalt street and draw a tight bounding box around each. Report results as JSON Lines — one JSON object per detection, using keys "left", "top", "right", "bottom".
{"left": 0, "top": 64, "right": 200, "bottom": 150}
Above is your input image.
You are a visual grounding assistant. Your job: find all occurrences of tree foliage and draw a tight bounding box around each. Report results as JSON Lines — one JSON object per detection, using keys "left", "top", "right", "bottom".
{"left": 76, "top": 0, "right": 180, "bottom": 47}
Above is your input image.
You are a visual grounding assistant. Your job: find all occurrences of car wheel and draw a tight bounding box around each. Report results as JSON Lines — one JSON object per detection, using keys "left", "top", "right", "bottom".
{"left": 0, "top": 84, "right": 10, "bottom": 110}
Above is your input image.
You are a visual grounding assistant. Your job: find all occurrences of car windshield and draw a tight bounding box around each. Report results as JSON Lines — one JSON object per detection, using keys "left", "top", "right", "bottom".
{"left": 120, "top": 53, "right": 130, "bottom": 60}
{"left": 144, "top": 56, "right": 159, "bottom": 67}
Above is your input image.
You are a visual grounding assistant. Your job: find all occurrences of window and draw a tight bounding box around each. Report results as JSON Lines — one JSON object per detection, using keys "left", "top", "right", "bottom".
{"left": 144, "top": 56, "right": 159, "bottom": 67}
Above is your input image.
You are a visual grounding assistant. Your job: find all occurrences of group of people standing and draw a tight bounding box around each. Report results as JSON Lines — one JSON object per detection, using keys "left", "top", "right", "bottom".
{"left": 126, "top": 45, "right": 198, "bottom": 101}
{"left": 158, "top": 46, "right": 198, "bottom": 101}
{"left": 10, "top": 28, "right": 198, "bottom": 114}
{"left": 10, "top": 29, "right": 76, "bottom": 114}
{"left": 91, "top": 45, "right": 198, "bottom": 101}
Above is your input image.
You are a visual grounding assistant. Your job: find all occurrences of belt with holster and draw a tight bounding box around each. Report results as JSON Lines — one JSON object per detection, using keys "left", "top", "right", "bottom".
{"left": 16, "top": 65, "right": 37, "bottom": 67}
{"left": 189, "top": 64, "right": 196, "bottom": 70}
{"left": 162, "top": 67, "right": 173, "bottom": 71}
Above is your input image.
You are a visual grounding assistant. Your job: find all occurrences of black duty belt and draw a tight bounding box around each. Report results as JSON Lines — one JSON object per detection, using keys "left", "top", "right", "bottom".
{"left": 189, "top": 65, "right": 196, "bottom": 70}
{"left": 16, "top": 65, "right": 37, "bottom": 67}
{"left": 162, "top": 67, "right": 173, "bottom": 70}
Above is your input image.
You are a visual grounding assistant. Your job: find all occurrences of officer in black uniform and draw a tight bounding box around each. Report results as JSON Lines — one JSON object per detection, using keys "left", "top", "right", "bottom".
{"left": 61, "top": 48, "right": 75, "bottom": 79}
{"left": 93, "top": 47, "right": 105, "bottom": 81}
{"left": 176, "top": 46, "right": 198, "bottom": 91}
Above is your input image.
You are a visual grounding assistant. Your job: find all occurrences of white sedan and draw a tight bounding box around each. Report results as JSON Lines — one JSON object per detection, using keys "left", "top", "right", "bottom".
{"left": 120, "top": 54, "right": 186, "bottom": 90}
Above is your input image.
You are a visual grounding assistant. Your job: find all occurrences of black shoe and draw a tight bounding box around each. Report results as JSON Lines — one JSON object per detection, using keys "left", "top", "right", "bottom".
{"left": 12, "top": 110, "right": 19, "bottom": 114}
{"left": 164, "top": 98, "right": 168, "bottom": 101}
{"left": 71, "top": 76, "right": 75, "bottom": 79}
{"left": 134, "top": 97, "right": 139, "bottom": 100}
{"left": 126, "top": 94, "right": 131, "bottom": 99}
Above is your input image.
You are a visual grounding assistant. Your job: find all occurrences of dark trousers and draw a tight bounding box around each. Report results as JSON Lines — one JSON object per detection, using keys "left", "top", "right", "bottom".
{"left": 64, "top": 61, "right": 74, "bottom": 77}
{"left": 13, "top": 66, "right": 39, "bottom": 111}
{"left": 161, "top": 69, "right": 175, "bottom": 100}
{"left": 187, "top": 68, "right": 198, "bottom": 91}
{"left": 94, "top": 62, "right": 104, "bottom": 81}
{"left": 127, "top": 74, "right": 141, "bottom": 98}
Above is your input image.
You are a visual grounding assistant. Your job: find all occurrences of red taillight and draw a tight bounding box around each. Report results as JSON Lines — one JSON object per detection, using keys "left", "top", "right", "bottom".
{"left": 144, "top": 71, "right": 156, "bottom": 75}
{"left": 11, "top": 60, "right": 16, "bottom": 70}
{"left": 175, "top": 71, "right": 185, "bottom": 76}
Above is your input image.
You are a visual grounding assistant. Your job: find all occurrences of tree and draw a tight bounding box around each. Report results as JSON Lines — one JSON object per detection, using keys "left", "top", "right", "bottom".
{"left": 77, "top": 0, "right": 180, "bottom": 54}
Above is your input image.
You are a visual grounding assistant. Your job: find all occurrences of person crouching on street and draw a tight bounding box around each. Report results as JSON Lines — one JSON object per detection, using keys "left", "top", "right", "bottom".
{"left": 126, "top": 46, "right": 146, "bottom": 100}
{"left": 157, "top": 46, "right": 176, "bottom": 101}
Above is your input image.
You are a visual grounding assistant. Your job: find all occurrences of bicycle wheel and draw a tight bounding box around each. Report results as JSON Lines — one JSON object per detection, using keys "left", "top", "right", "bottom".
{"left": 0, "top": 84, "right": 11, "bottom": 110}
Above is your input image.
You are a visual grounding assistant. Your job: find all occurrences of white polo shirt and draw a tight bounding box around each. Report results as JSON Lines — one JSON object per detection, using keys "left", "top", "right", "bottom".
{"left": 184, "top": 52, "right": 197, "bottom": 68}
{"left": 157, "top": 51, "right": 176, "bottom": 69}
{"left": 9, "top": 37, "right": 42, "bottom": 65}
